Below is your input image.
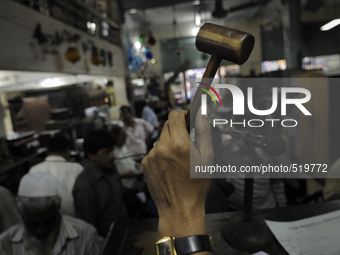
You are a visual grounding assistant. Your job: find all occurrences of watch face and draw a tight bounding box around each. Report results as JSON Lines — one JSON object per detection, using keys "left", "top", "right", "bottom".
{"left": 156, "top": 241, "right": 171, "bottom": 255}
{"left": 156, "top": 237, "right": 173, "bottom": 255}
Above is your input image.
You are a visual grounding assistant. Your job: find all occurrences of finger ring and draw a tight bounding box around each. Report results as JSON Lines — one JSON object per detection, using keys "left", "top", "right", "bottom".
{"left": 153, "top": 137, "right": 160, "bottom": 147}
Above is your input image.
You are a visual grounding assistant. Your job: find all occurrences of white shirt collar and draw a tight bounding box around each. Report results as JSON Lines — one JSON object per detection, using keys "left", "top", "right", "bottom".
{"left": 45, "top": 155, "right": 66, "bottom": 162}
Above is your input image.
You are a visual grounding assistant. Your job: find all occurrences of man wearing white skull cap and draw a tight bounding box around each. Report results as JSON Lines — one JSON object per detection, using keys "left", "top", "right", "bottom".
{"left": 0, "top": 172, "right": 104, "bottom": 255}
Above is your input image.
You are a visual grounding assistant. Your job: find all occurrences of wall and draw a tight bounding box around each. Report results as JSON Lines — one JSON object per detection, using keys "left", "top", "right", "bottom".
{"left": 0, "top": 1, "right": 129, "bottom": 135}
{"left": 0, "top": 0, "right": 126, "bottom": 77}
{"left": 231, "top": 19, "right": 263, "bottom": 76}
{"left": 0, "top": 93, "right": 13, "bottom": 135}
{"left": 144, "top": 19, "right": 263, "bottom": 76}
{"left": 0, "top": 95, "right": 8, "bottom": 138}
{"left": 112, "top": 76, "right": 129, "bottom": 105}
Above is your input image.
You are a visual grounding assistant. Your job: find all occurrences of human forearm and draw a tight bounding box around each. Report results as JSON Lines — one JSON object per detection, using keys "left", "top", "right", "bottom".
{"left": 142, "top": 110, "right": 213, "bottom": 255}
{"left": 158, "top": 208, "right": 207, "bottom": 237}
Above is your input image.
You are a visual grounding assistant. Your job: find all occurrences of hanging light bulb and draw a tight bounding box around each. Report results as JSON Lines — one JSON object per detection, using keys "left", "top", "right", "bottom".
{"left": 212, "top": 0, "right": 228, "bottom": 18}
{"left": 195, "top": 4, "right": 201, "bottom": 26}
{"left": 195, "top": 15, "right": 201, "bottom": 26}
{"left": 135, "top": 41, "right": 142, "bottom": 49}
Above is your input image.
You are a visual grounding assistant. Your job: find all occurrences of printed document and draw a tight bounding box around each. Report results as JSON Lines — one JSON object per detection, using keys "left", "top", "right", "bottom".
{"left": 265, "top": 210, "right": 340, "bottom": 255}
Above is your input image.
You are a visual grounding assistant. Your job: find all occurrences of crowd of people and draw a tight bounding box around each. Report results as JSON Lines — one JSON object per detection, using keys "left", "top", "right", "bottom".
{"left": 0, "top": 102, "right": 215, "bottom": 255}
{"left": 0, "top": 96, "right": 339, "bottom": 254}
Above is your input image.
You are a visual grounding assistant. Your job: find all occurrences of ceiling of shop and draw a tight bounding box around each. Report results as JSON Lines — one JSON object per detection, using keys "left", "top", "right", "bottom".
{"left": 120, "top": 0, "right": 198, "bottom": 11}
{"left": 2, "top": 0, "right": 340, "bottom": 93}
{"left": 121, "top": 0, "right": 340, "bottom": 33}
{"left": 123, "top": 0, "right": 276, "bottom": 32}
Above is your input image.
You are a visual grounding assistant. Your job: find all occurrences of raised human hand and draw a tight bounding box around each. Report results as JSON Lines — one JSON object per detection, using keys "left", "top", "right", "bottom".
{"left": 142, "top": 109, "right": 213, "bottom": 238}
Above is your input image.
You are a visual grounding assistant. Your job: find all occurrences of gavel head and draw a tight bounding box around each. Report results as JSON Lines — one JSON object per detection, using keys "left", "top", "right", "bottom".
{"left": 195, "top": 23, "right": 255, "bottom": 65}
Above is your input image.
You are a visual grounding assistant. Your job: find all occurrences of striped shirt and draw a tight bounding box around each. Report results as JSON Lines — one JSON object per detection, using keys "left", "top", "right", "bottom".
{"left": 0, "top": 215, "right": 104, "bottom": 255}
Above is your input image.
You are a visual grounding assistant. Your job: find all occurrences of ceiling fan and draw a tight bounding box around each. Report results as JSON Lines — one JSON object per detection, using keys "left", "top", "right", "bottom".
{"left": 212, "top": 0, "right": 271, "bottom": 19}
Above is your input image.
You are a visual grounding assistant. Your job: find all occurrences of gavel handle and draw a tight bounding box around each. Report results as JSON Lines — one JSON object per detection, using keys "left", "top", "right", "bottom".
{"left": 185, "top": 55, "right": 222, "bottom": 132}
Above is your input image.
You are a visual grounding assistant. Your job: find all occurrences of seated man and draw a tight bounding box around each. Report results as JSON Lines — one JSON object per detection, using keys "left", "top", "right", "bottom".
{"left": 72, "top": 129, "right": 129, "bottom": 237}
{"left": 29, "top": 134, "right": 83, "bottom": 217}
{"left": 111, "top": 126, "right": 147, "bottom": 218}
{"left": 120, "top": 105, "right": 154, "bottom": 162}
{"left": 142, "top": 110, "right": 213, "bottom": 255}
{"left": 0, "top": 186, "right": 21, "bottom": 234}
{"left": 111, "top": 126, "right": 143, "bottom": 189}
{"left": 0, "top": 172, "right": 103, "bottom": 255}
{"left": 142, "top": 96, "right": 160, "bottom": 150}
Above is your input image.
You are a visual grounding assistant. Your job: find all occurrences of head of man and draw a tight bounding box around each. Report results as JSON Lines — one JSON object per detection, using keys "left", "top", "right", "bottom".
{"left": 111, "top": 126, "right": 127, "bottom": 148}
{"left": 17, "top": 172, "right": 61, "bottom": 254}
{"left": 83, "top": 129, "right": 116, "bottom": 172}
{"left": 146, "top": 96, "right": 159, "bottom": 109}
{"left": 119, "top": 106, "right": 133, "bottom": 126}
{"left": 48, "top": 134, "right": 71, "bottom": 160}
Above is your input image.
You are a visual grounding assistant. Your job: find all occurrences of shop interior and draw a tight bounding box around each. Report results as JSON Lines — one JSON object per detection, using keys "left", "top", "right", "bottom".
{"left": 1, "top": 0, "right": 340, "bottom": 254}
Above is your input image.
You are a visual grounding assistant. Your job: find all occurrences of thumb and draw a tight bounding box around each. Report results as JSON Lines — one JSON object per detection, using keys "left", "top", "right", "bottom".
{"left": 194, "top": 106, "right": 213, "bottom": 156}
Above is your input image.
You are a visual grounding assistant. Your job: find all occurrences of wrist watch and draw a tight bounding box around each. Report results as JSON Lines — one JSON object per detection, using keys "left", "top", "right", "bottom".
{"left": 155, "top": 235, "right": 214, "bottom": 255}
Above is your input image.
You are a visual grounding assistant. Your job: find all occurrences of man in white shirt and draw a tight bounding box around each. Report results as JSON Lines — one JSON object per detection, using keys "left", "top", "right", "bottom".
{"left": 142, "top": 96, "right": 159, "bottom": 139}
{"left": 142, "top": 96, "right": 161, "bottom": 152}
{"left": 0, "top": 186, "right": 21, "bottom": 234}
{"left": 120, "top": 106, "right": 154, "bottom": 162}
{"left": 111, "top": 126, "right": 143, "bottom": 189}
{"left": 29, "top": 135, "right": 83, "bottom": 217}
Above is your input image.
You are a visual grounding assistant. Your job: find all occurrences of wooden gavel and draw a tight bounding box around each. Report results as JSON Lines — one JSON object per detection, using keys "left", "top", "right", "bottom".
{"left": 185, "top": 23, "right": 255, "bottom": 131}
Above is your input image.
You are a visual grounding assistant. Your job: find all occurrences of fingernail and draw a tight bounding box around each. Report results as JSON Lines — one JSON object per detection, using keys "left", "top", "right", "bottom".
{"left": 153, "top": 137, "right": 160, "bottom": 147}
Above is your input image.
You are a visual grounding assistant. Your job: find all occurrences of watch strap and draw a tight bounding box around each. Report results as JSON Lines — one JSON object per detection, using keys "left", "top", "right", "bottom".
{"left": 175, "top": 235, "right": 213, "bottom": 255}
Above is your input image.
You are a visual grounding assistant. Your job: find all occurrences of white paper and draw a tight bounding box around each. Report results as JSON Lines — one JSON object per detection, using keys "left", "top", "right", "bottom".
{"left": 252, "top": 252, "right": 269, "bottom": 255}
{"left": 265, "top": 210, "right": 340, "bottom": 255}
